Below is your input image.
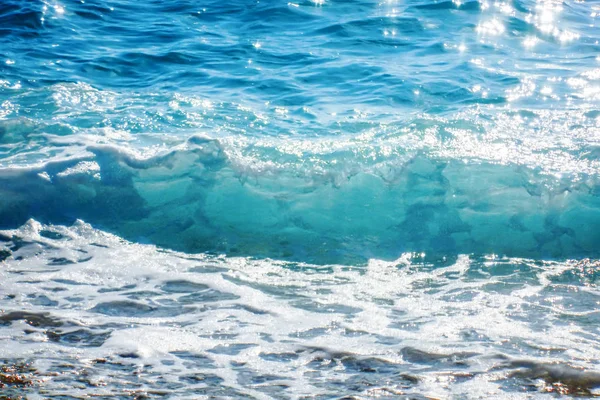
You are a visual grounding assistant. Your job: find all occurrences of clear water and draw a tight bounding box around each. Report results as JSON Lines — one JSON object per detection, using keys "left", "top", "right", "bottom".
{"left": 1, "top": 0, "right": 600, "bottom": 398}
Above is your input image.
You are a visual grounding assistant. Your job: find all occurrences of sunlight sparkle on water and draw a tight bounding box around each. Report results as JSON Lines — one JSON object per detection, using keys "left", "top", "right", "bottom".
{"left": 476, "top": 19, "right": 505, "bottom": 36}
{"left": 494, "top": 1, "right": 515, "bottom": 15}
{"left": 523, "top": 36, "right": 540, "bottom": 48}
{"left": 532, "top": 0, "right": 579, "bottom": 43}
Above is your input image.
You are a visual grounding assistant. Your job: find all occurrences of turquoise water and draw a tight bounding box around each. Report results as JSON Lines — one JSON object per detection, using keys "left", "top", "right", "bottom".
{"left": 1, "top": 0, "right": 600, "bottom": 398}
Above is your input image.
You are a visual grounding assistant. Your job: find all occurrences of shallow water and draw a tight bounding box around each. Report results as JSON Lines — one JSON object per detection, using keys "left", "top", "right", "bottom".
{"left": 1, "top": 0, "right": 600, "bottom": 398}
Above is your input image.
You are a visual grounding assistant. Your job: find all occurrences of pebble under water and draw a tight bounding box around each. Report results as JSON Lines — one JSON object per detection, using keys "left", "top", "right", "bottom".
{"left": 1, "top": 0, "right": 600, "bottom": 398}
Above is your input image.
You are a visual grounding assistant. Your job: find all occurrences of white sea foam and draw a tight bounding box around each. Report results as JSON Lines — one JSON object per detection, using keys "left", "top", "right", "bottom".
{"left": 1, "top": 221, "right": 599, "bottom": 397}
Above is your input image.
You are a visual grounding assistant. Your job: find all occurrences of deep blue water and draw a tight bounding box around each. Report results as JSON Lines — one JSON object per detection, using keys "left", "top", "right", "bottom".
{"left": 1, "top": 0, "right": 600, "bottom": 398}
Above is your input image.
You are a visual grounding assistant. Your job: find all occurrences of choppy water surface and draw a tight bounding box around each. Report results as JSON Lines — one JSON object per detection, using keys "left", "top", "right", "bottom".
{"left": 1, "top": 0, "right": 600, "bottom": 398}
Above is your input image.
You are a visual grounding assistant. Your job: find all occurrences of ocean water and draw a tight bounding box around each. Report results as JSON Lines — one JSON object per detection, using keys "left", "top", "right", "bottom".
{"left": 1, "top": 0, "right": 600, "bottom": 398}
